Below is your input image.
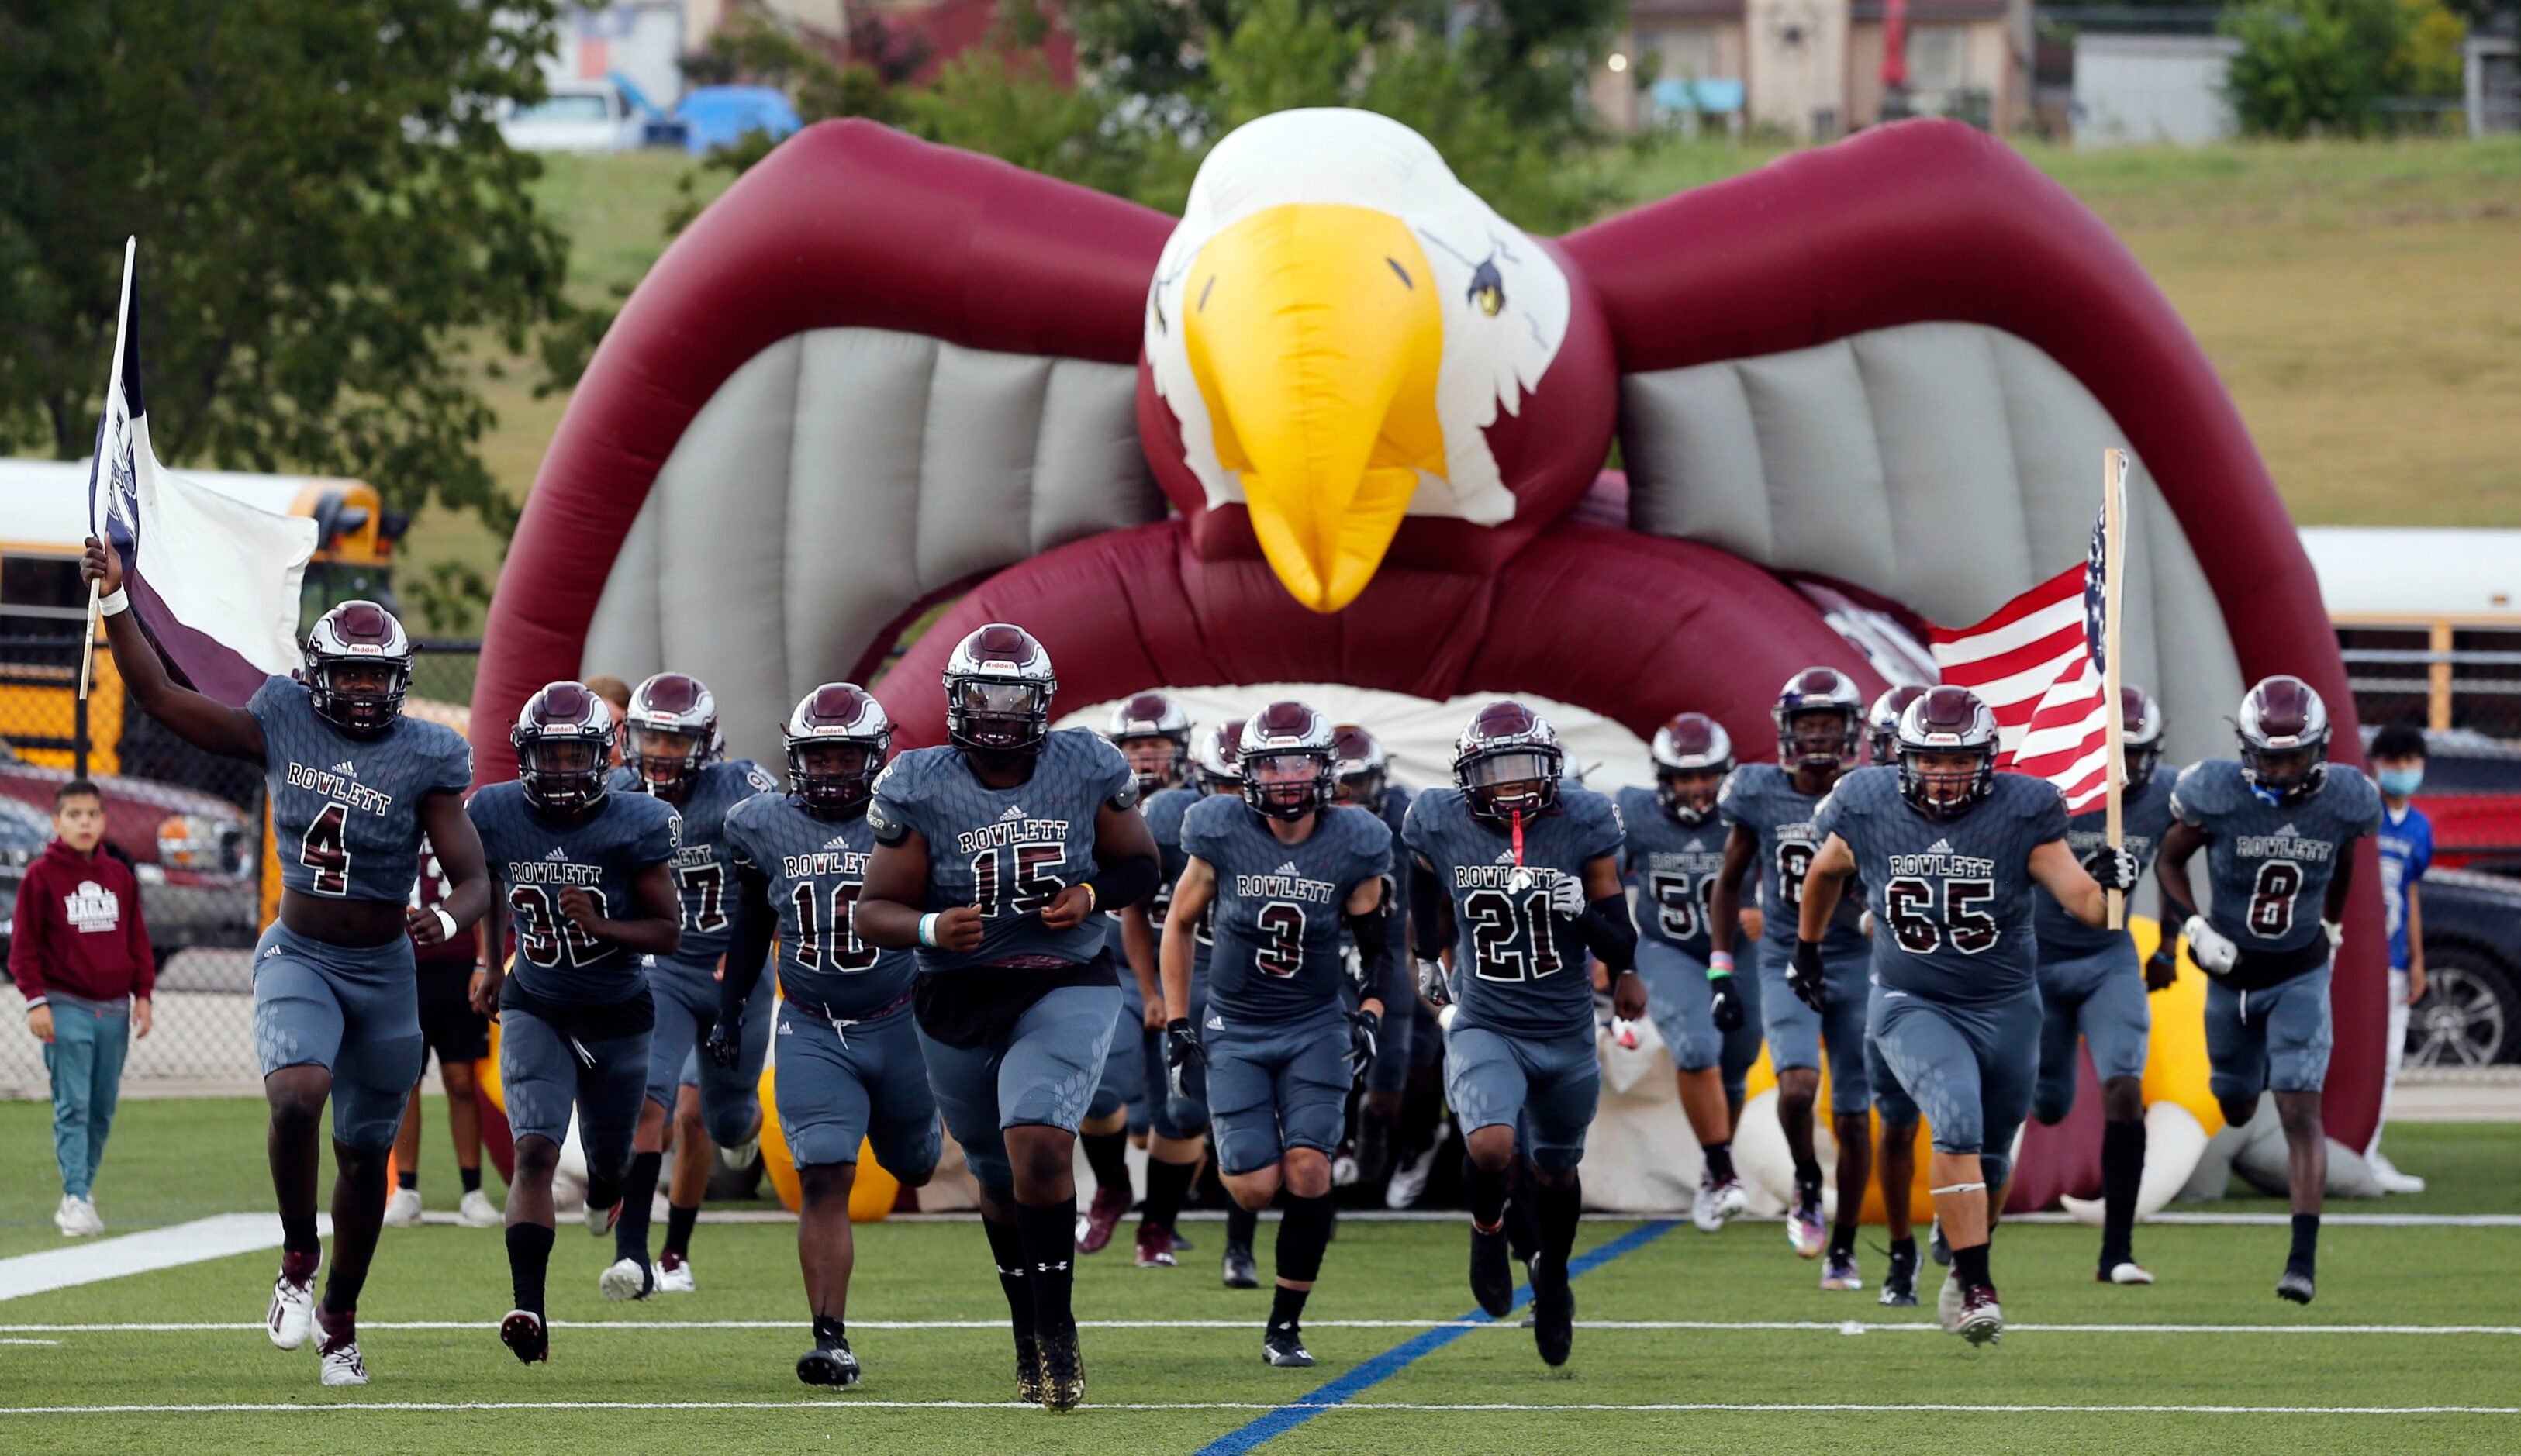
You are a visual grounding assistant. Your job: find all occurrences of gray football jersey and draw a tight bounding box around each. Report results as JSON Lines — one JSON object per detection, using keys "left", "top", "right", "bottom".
{"left": 1814, "top": 767, "right": 2067, "bottom": 1004}
{"left": 1184, "top": 795, "right": 1391, "bottom": 1022}
{"left": 1404, "top": 785, "right": 1625, "bottom": 1040}
{"left": 1718, "top": 763, "right": 1868, "bottom": 961}
{"left": 2032, "top": 769, "right": 2177, "bottom": 962}
{"left": 610, "top": 759, "right": 779, "bottom": 975}
{"left": 723, "top": 794, "right": 914, "bottom": 1017}
{"left": 249, "top": 675, "right": 472, "bottom": 904}
{"left": 1146, "top": 785, "right": 1216, "bottom": 989}
{"left": 2170, "top": 757, "right": 2381, "bottom": 955}
{"left": 468, "top": 782, "right": 682, "bottom": 1006}
{"left": 866, "top": 729, "right": 1138, "bottom": 974}
{"left": 1615, "top": 785, "right": 1739, "bottom": 962}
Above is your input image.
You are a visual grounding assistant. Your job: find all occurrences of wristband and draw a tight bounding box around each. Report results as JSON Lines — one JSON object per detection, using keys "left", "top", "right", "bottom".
{"left": 917, "top": 912, "right": 940, "bottom": 949}
{"left": 1082, "top": 882, "right": 1098, "bottom": 914}
{"left": 98, "top": 587, "right": 130, "bottom": 617}
{"left": 1708, "top": 950, "right": 1735, "bottom": 978}
{"left": 431, "top": 906, "right": 458, "bottom": 942}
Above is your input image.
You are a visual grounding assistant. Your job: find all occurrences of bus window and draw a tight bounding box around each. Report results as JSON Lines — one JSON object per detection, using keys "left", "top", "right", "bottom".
{"left": 0, "top": 554, "right": 88, "bottom": 637}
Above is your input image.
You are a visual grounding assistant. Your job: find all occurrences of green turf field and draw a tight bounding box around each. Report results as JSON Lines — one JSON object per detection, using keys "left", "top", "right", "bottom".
{"left": 2, "top": 1101, "right": 2516, "bottom": 1453}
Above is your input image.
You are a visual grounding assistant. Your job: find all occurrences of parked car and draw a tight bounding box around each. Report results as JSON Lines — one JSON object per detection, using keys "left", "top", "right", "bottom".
{"left": 498, "top": 79, "right": 648, "bottom": 153}
{"left": 0, "top": 745, "right": 260, "bottom": 961}
{"left": 0, "top": 794, "right": 50, "bottom": 959}
{"left": 2409, "top": 867, "right": 2521, "bottom": 1068}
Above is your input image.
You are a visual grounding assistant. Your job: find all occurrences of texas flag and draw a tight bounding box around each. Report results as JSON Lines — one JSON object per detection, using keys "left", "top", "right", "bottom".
{"left": 88, "top": 238, "right": 319, "bottom": 706}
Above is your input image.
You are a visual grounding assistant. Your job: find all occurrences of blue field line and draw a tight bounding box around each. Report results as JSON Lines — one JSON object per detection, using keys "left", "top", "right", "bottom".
{"left": 1190, "top": 1219, "right": 1680, "bottom": 1455}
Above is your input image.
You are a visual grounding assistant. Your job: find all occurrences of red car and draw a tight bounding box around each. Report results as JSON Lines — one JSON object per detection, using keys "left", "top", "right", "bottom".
{"left": 0, "top": 746, "right": 260, "bottom": 961}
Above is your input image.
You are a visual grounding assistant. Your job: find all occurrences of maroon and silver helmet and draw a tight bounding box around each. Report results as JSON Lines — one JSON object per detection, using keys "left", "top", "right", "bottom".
{"left": 2122, "top": 685, "right": 2167, "bottom": 795}
{"left": 784, "top": 683, "right": 892, "bottom": 814}
{"left": 302, "top": 600, "right": 413, "bottom": 737}
{"left": 2236, "top": 675, "right": 2329, "bottom": 802}
{"left": 624, "top": 671, "right": 721, "bottom": 795}
{"left": 1239, "top": 702, "right": 1338, "bottom": 821}
{"left": 1106, "top": 692, "right": 1193, "bottom": 795}
{"left": 513, "top": 681, "right": 616, "bottom": 812}
{"left": 1649, "top": 712, "right": 1733, "bottom": 824}
{"left": 1453, "top": 700, "right": 1564, "bottom": 821}
{"left": 1331, "top": 724, "right": 1390, "bottom": 813}
{"left": 1895, "top": 685, "right": 2000, "bottom": 819}
{"left": 1190, "top": 719, "right": 1246, "bottom": 797}
{"left": 1773, "top": 667, "right": 1866, "bottom": 771}
{"left": 942, "top": 623, "right": 1056, "bottom": 754}
{"left": 1867, "top": 684, "right": 1929, "bottom": 766}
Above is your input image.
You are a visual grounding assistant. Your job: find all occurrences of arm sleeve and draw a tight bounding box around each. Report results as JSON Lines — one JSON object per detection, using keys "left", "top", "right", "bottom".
{"left": 719, "top": 864, "right": 775, "bottom": 1022}
{"left": 1086, "top": 850, "right": 1161, "bottom": 912}
{"left": 1408, "top": 857, "right": 1450, "bottom": 961}
{"left": 1345, "top": 892, "right": 1402, "bottom": 1007}
{"left": 1576, "top": 888, "right": 1640, "bottom": 974}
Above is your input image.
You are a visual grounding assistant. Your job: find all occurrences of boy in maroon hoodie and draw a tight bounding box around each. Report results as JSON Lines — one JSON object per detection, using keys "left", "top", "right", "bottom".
{"left": 10, "top": 780, "right": 153, "bottom": 1236}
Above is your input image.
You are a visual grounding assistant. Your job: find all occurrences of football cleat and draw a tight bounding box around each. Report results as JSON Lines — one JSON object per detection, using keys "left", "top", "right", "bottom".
{"left": 797, "top": 1336, "right": 862, "bottom": 1388}
{"left": 1134, "top": 1224, "right": 1178, "bottom": 1269}
{"left": 2101, "top": 1261, "right": 2155, "bottom": 1286}
{"left": 1469, "top": 1220, "right": 1515, "bottom": 1318}
{"left": 1879, "top": 1244, "right": 1921, "bottom": 1307}
{"left": 1076, "top": 1185, "right": 1130, "bottom": 1256}
{"left": 1821, "top": 1251, "right": 1863, "bottom": 1291}
{"left": 502, "top": 1309, "right": 549, "bottom": 1365}
{"left": 585, "top": 1195, "right": 620, "bottom": 1237}
{"left": 268, "top": 1254, "right": 319, "bottom": 1350}
{"left": 457, "top": 1188, "right": 503, "bottom": 1228}
{"left": 1787, "top": 1195, "right": 1825, "bottom": 1258}
{"left": 2277, "top": 1269, "right": 2316, "bottom": 1305}
{"left": 720, "top": 1132, "right": 763, "bottom": 1172}
{"left": 656, "top": 1250, "right": 696, "bottom": 1293}
{"left": 598, "top": 1256, "right": 654, "bottom": 1302}
{"left": 1692, "top": 1171, "right": 1747, "bottom": 1233}
{"left": 1037, "top": 1326, "right": 1086, "bottom": 1410}
{"left": 1014, "top": 1334, "right": 1045, "bottom": 1403}
{"left": 1221, "top": 1242, "right": 1260, "bottom": 1290}
{"left": 1937, "top": 1271, "right": 1966, "bottom": 1334}
{"left": 1530, "top": 1263, "right": 1575, "bottom": 1368}
{"left": 382, "top": 1187, "right": 423, "bottom": 1228}
{"left": 1262, "top": 1325, "right": 1316, "bottom": 1368}
{"left": 1956, "top": 1284, "right": 2004, "bottom": 1346}
{"left": 1929, "top": 1215, "right": 1952, "bottom": 1267}
{"left": 1386, "top": 1142, "right": 1438, "bottom": 1209}
{"left": 314, "top": 1306, "right": 368, "bottom": 1387}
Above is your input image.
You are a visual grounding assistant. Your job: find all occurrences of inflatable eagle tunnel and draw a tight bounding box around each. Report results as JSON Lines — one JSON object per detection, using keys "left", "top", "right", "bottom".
{"left": 473, "top": 110, "right": 2385, "bottom": 1214}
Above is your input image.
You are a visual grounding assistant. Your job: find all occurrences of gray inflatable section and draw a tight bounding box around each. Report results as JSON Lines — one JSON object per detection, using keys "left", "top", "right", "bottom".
{"left": 1620, "top": 321, "right": 2246, "bottom": 775}
{"left": 581, "top": 327, "right": 1164, "bottom": 766}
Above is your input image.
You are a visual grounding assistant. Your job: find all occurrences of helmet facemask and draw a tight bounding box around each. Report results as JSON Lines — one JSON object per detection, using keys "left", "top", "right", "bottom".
{"left": 308, "top": 657, "right": 409, "bottom": 738}
{"left": 1117, "top": 734, "right": 1187, "bottom": 797}
{"left": 519, "top": 734, "right": 610, "bottom": 813}
{"left": 1657, "top": 767, "right": 1724, "bottom": 825}
{"left": 1786, "top": 709, "right": 1858, "bottom": 775}
{"left": 789, "top": 740, "right": 882, "bottom": 816}
{"left": 627, "top": 724, "right": 708, "bottom": 799}
{"left": 946, "top": 677, "right": 1052, "bottom": 755}
{"left": 1244, "top": 748, "right": 1334, "bottom": 822}
{"left": 1461, "top": 747, "right": 1561, "bottom": 822}
{"left": 2242, "top": 743, "right": 2324, "bottom": 802}
{"left": 1900, "top": 747, "right": 1992, "bottom": 820}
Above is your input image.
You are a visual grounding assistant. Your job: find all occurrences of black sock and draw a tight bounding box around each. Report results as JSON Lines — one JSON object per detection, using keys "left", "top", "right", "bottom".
{"left": 1535, "top": 1176, "right": 1583, "bottom": 1277}
{"left": 1015, "top": 1199, "right": 1079, "bottom": 1337}
{"left": 1082, "top": 1131, "right": 1132, "bottom": 1202}
{"left": 1143, "top": 1157, "right": 1194, "bottom": 1235}
{"left": 506, "top": 1222, "right": 554, "bottom": 1314}
{"left": 980, "top": 1213, "right": 1035, "bottom": 1339}
{"left": 1791, "top": 1153, "right": 1824, "bottom": 1198}
{"left": 1702, "top": 1140, "right": 1735, "bottom": 1182}
{"left": 1225, "top": 1201, "right": 1259, "bottom": 1251}
{"left": 1952, "top": 1240, "right": 1992, "bottom": 1292}
{"left": 1505, "top": 1171, "right": 1542, "bottom": 1264}
{"left": 813, "top": 1313, "right": 846, "bottom": 1349}
{"left": 1829, "top": 1220, "right": 1859, "bottom": 1259}
{"left": 281, "top": 1209, "right": 322, "bottom": 1260}
{"left": 2101, "top": 1119, "right": 2146, "bottom": 1265}
{"left": 2288, "top": 1213, "right": 2319, "bottom": 1276}
{"left": 397, "top": 1169, "right": 418, "bottom": 1191}
{"left": 1891, "top": 1236, "right": 1917, "bottom": 1259}
{"left": 665, "top": 1202, "right": 699, "bottom": 1258}
{"left": 1275, "top": 1192, "right": 1334, "bottom": 1285}
{"left": 613, "top": 1151, "right": 661, "bottom": 1266}
{"left": 585, "top": 1171, "right": 622, "bottom": 1216}
{"left": 460, "top": 1164, "right": 483, "bottom": 1194}
{"left": 1269, "top": 1282, "right": 1311, "bottom": 1334}
{"left": 1464, "top": 1155, "right": 1511, "bottom": 1230}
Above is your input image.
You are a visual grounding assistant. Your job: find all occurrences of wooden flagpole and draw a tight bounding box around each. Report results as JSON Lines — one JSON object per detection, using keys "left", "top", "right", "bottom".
{"left": 2102, "top": 447, "right": 2129, "bottom": 930}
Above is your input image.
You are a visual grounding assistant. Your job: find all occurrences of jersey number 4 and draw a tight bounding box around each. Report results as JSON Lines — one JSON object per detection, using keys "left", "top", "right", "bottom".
{"left": 792, "top": 882, "right": 880, "bottom": 972}
{"left": 1465, "top": 889, "right": 1564, "bottom": 982}
{"left": 970, "top": 844, "right": 1065, "bottom": 918}
{"left": 300, "top": 802, "right": 352, "bottom": 897}
{"left": 1883, "top": 876, "right": 1998, "bottom": 955}
{"left": 508, "top": 885, "right": 612, "bottom": 968}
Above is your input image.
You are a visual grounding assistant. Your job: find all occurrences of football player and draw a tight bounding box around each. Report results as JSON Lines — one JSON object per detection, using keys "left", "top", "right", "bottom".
{"left": 2157, "top": 675, "right": 2380, "bottom": 1305}
{"left": 855, "top": 624, "right": 1159, "bottom": 1410}
{"left": 1801, "top": 686, "right": 2136, "bottom": 1344}
{"left": 1618, "top": 712, "right": 1764, "bottom": 1232}
{"left": 2029, "top": 687, "right": 2182, "bottom": 1285}
{"left": 470, "top": 683, "right": 684, "bottom": 1364}
{"left": 84, "top": 539, "right": 484, "bottom": 1387}
{"left": 1332, "top": 725, "right": 1430, "bottom": 1200}
{"left": 1076, "top": 693, "right": 1191, "bottom": 1256}
{"left": 1160, "top": 704, "right": 1393, "bottom": 1367}
{"left": 1407, "top": 702, "right": 1635, "bottom": 1368}
{"left": 1862, "top": 683, "right": 1927, "bottom": 1304}
{"left": 1707, "top": 668, "right": 1876, "bottom": 1286}
{"left": 601, "top": 672, "right": 779, "bottom": 1297}
{"left": 710, "top": 685, "right": 941, "bottom": 1386}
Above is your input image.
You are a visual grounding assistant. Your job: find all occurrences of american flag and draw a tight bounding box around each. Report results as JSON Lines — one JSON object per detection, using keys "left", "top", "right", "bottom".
{"left": 1929, "top": 502, "right": 2117, "bottom": 813}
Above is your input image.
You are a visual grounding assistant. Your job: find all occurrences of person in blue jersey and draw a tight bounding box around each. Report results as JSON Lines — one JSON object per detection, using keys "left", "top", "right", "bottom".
{"left": 1332, "top": 724, "right": 1431, "bottom": 1204}
{"left": 598, "top": 671, "right": 779, "bottom": 1298}
{"left": 1159, "top": 702, "right": 1393, "bottom": 1368}
{"left": 469, "top": 683, "right": 684, "bottom": 1364}
{"left": 1801, "top": 686, "right": 2137, "bottom": 1345}
{"left": 2157, "top": 675, "right": 2381, "bottom": 1306}
{"left": 85, "top": 537, "right": 484, "bottom": 1389}
{"left": 855, "top": 623, "right": 1160, "bottom": 1411}
{"left": 1706, "top": 667, "right": 1876, "bottom": 1287}
{"left": 1076, "top": 692, "right": 1192, "bottom": 1258}
{"left": 1618, "top": 712, "right": 1764, "bottom": 1233}
{"left": 2027, "top": 687, "right": 2184, "bottom": 1286}
{"left": 1408, "top": 702, "right": 1639, "bottom": 1370}
{"left": 706, "top": 684, "right": 940, "bottom": 1388}
{"left": 1857, "top": 683, "right": 1929, "bottom": 1305}
{"left": 2364, "top": 721, "right": 2433, "bottom": 1194}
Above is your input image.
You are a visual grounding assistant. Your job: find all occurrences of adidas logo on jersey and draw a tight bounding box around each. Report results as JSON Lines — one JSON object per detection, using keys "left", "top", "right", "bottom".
{"left": 2276, "top": 823, "right": 2300, "bottom": 839}
{"left": 779, "top": 1020, "right": 794, "bottom": 1035}
{"left": 544, "top": 847, "right": 570, "bottom": 862}
{"left": 1276, "top": 861, "right": 1301, "bottom": 876}
{"left": 1206, "top": 1013, "right": 1224, "bottom": 1031}
{"left": 331, "top": 760, "right": 357, "bottom": 776}
{"left": 1494, "top": 851, "right": 1517, "bottom": 864}
{"left": 823, "top": 833, "right": 851, "bottom": 850}
{"left": 999, "top": 803, "right": 1026, "bottom": 823}
{"left": 1928, "top": 838, "right": 1953, "bottom": 854}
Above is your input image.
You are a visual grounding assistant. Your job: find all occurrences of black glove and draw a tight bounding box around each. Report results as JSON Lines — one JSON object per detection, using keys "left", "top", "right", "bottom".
{"left": 1346, "top": 1008, "right": 1380, "bottom": 1081}
{"left": 1708, "top": 971, "right": 1745, "bottom": 1033}
{"left": 2081, "top": 844, "right": 2140, "bottom": 894}
{"left": 1416, "top": 957, "right": 1452, "bottom": 1009}
{"left": 1165, "top": 1016, "right": 1205, "bottom": 1105}
{"left": 1788, "top": 939, "right": 1827, "bottom": 1014}
{"left": 704, "top": 1009, "right": 742, "bottom": 1070}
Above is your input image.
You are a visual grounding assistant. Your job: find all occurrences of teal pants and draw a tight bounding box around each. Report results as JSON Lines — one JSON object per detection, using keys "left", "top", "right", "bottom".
{"left": 44, "top": 997, "right": 131, "bottom": 1199}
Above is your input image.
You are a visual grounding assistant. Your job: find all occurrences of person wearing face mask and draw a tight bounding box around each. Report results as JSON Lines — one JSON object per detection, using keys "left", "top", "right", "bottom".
{"left": 2365, "top": 723, "right": 2433, "bottom": 1196}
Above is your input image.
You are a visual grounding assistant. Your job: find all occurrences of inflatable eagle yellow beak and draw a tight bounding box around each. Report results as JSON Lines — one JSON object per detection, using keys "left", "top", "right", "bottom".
{"left": 1147, "top": 109, "right": 1571, "bottom": 613}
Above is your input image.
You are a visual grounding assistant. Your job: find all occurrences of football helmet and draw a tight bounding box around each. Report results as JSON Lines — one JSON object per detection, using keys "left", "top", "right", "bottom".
{"left": 1867, "top": 685, "right": 1929, "bottom": 766}
{"left": 1107, "top": 692, "right": 1193, "bottom": 795}
{"left": 1453, "top": 701, "right": 1564, "bottom": 822}
{"left": 1895, "top": 685, "right": 1999, "bottom": 819}
{"left": 302, "top": 601, "right": 413, "bottom": 737}
{"left": 1649, "top": 712, "right": 1733, "bottom": 825}
{"left": 1239, "top": 702, "right": 1338, "bottom": 821}
{"left": 1332, "top": 724, "right": 1390, "bottom": 813}
{"left": 1774, "top": 668, "right": 1865, "bottom": 772}
{"left": 513, "top": 681, "right": 616, "bottom": 813}
{"left": 942, "top": 623, "right": 1055, "bottom": 754}
{"left": 783, "top": 683, "right": 892, "bottom": 814}
{"left": 2236, "top": 675, "right": 2329, "bottom": 802}
{"left": 623, "top": 672, "right": 721, "bottom": 795}
{"left": 1190, "top": 719, "right": 1246, "bottom": 797}
{"left": 2122, "top": 685, "right": 2167, "bottom": 795}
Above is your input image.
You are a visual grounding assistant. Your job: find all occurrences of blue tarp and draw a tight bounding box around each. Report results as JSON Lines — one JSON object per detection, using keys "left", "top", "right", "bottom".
{"left": 675, "top": 86, "right": 803, "bottom": 154}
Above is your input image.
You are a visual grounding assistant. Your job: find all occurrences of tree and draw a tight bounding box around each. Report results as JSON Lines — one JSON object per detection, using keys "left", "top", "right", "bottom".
{"left": 0, "top": 0, "right": 571, "bottom": 620}
{"left": 2222, "top": 0, "right": 2465, "bottom": 136}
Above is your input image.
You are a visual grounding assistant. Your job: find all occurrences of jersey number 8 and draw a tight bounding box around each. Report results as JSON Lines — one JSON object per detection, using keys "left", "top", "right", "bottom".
{"left": 2248, "top": 859, "right": 2304, "bottom": 940}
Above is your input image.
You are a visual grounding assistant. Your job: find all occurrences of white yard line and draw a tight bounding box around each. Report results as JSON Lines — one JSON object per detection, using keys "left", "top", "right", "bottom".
{"left": 5, "top": 1317, "right": 2516, "bottom": 1336}
{"left": 1, "top": 1399, "right": 2512, "bottom": 1416}
{"left": 0, "top": 1215, "right": 330, "bottom": 1302}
